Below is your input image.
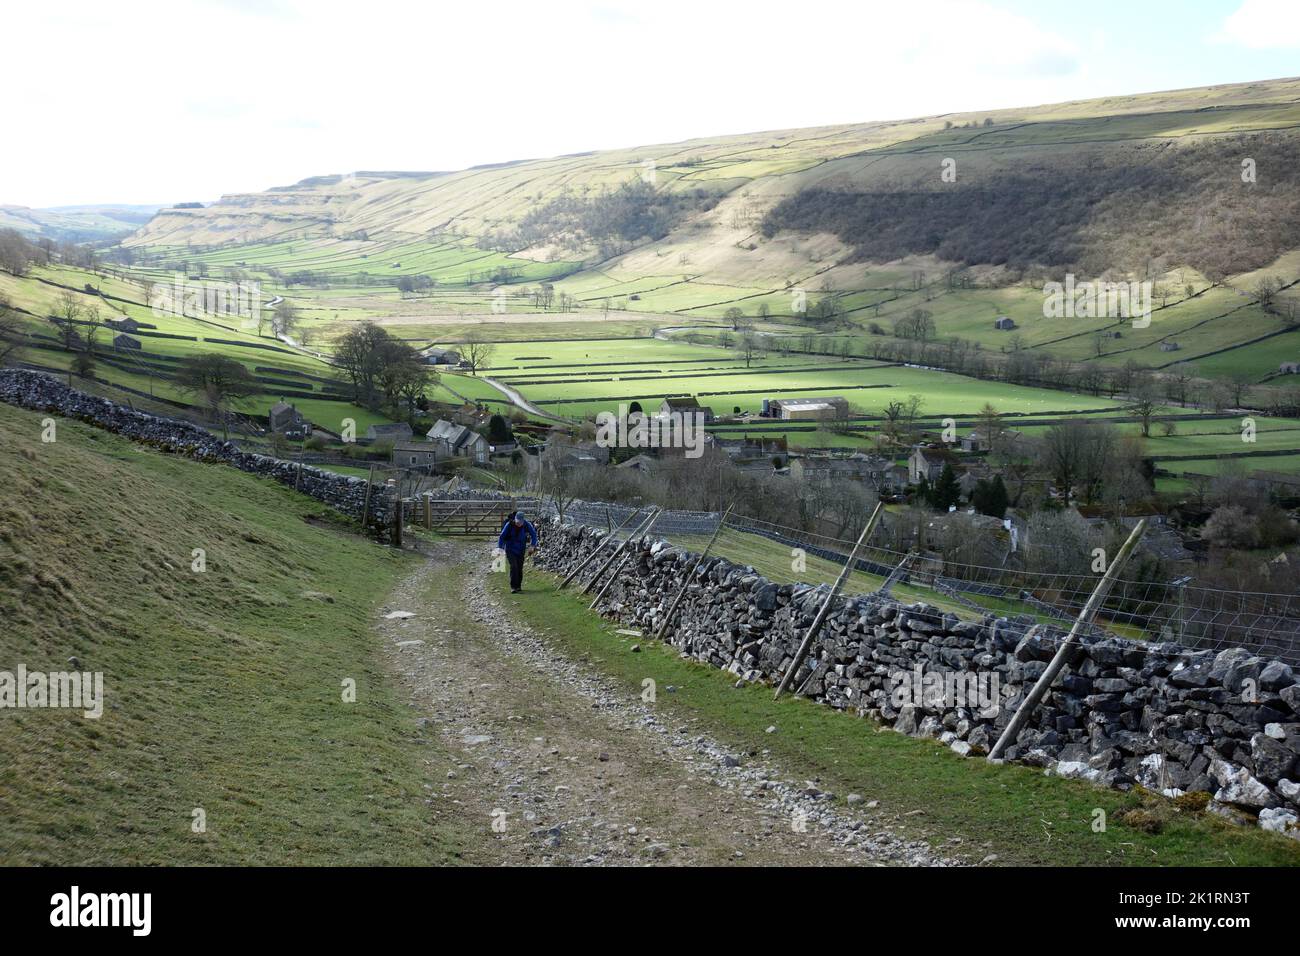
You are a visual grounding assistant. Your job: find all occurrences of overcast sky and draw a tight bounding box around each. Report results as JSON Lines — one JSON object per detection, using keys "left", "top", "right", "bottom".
{"left": 6, "top": 0, "right": 1300, "bottom": 208}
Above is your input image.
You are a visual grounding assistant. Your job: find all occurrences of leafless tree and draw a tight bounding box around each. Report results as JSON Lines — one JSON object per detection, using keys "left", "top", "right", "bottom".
{"left": 0, "top": 295, "right": 25, "bottom": 366}
{"left": 1253, "top": 276, "right": 1282, "bottom": 312}
{"left": 53, "top": 290, "right": 82, "bottom": 351}
{"left": 461, "top": 334, "right": 497, "bottom": 376}
{"left": 1038, "top": 420, "right": 1116, "bottom": 503}
{"left": 1129, "top": 371, "right": 1159, "bottom": 437}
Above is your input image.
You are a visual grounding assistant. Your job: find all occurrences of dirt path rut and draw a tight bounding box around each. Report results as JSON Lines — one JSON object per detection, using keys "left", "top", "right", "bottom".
{"left": 376, "top": 541, "right": 954, "bottom": 867}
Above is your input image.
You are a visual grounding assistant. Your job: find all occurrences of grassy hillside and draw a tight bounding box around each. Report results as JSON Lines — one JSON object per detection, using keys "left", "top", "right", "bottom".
{"left": 104, "top": 77, "right": 1300, "bottom": 395}
{"left": 0, "top": 264, "right": 412, "bottom": 434}
{"left": 0, "top": 401, "right": 468, "bottom": 864}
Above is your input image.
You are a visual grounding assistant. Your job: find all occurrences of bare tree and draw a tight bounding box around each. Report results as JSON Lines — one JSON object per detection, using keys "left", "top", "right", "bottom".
{"left": 1253, "top": 276, "right": 1282, "bottom": 312}
{"left": 0, "top": 229, "right": 34, "bottom": 276}
{"left": 1164, "top": 362, "right": 1195, "bottom": 406}
{"left": 1227, "top": 369, "right": 1254, "bottom": 409}
{"left": 976, "top": 402, "right": 1004, "bottom": 455}
{"left": 335, "top": 321, "right": 393, "bottom": 404}
{"left": 0, "top": 295, "right": 25, "bottom": 366}
{"left": 175, "top": 354, "right": 259, "bottom": 439}
{"left": 54, "top": 290, "right": 82, "bottom": 351}
{"left": 83, "top": 303, "right": 104, "bottom": 355}
{"left": 461, "top": 334, "right": 497, "bottom": 376}
{"left": 1038, "top": 420, "right": 1116, "bottom": 503}
{"left": 71, "top": 351, "right": 96, "bottom": 382}
{"left": 1130, "top": 371, "right": 1158, "bottom": 437}
{"left": 271, "top": 298, "right": 301, "bottom": 340}
{"left": 893, "top": 308, "right": 935, "bottom": 342}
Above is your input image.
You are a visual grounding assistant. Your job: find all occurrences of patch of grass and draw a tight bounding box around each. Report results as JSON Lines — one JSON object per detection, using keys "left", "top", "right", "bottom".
{"left": 0, "top": 402, "right": 469, "bottom": 865}
{"left": 503, "top": 568, "right": 1300, "bottom": 866}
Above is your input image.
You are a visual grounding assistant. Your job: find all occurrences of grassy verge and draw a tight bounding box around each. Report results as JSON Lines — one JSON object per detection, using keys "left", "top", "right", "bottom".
{"left": 503, "top": 567, "right": 1300, "bottom": 866}
{"left": 0, "top": 402, "right": 469, "bottom": 865}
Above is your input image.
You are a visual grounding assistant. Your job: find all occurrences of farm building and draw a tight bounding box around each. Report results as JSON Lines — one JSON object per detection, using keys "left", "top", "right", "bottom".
{"left": 908, "top": 445, "right": 951, "bottom": 485}
{"left": 538, "top": 439, "right": 609, "bottom": 472}
{"left": 268, "top": 401, "right": 311, "bottom": 436}
{"left": 960, "top": 426, "right": 1023, "bottom": 453}
{"left": 1159, "top": 341, "right": 1181, "bottom": 352}
{"left": 107, "top": 316, "right": 141, "bottom": 333}
{"left": 1279, "top": 362, "right": 1300, "bottom": 374}
{"left": 957, "top": 467, "right": 993, "bottom": 498}
{"left": 113, "top": 332, "right": 142, "bottom": 350}
{"left": 391, "top": 441, "right": 440, "bottom": 468}
{"left": 790, "top": 453, "right": 892, "bottom": 485}
{"left": 427, "top": 419, "right": 490, "bottom": 464}
{"left": 615, "top": 453, "right": 658, "bottom": 473}
{"left": 366, "top": 422, "right": 414, "bottom": 442}
{"left": 768, "top": 395, "right": 849, "bottom": 421}
{"left": 716, "top": 435, "right": 786, "bottom": 462}
{"left": 658, "top": 396, "right": 714, "bottom": 421}
{"left": 993, "top": 316, "right": 1016, "bottom": 330}
{"left": 425, "top": 347, "right": 462, "bottom": 366}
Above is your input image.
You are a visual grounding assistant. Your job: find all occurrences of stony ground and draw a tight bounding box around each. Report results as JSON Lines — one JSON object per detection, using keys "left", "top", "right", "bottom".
{"left": 375, "top": 541, "right": 955, "bottom": 867}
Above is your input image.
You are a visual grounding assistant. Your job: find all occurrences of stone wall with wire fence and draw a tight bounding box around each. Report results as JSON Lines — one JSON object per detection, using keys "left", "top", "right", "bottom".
{"left": 537, "top": 519, "right": 1300, "bottom": 838}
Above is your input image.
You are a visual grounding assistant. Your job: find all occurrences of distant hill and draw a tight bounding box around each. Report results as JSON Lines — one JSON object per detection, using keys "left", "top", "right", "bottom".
{"left": 1, "top": 203, "right": 165, "bottom": 242}
{"left": 125, "top": 77, "right": 1300, "bottom": 277}
{"left": 109, "top": 76, "right": 1300, "bottom": 383}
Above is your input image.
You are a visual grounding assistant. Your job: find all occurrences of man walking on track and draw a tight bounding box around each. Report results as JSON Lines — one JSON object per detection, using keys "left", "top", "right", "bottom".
{"left": 497, "top": 511, "right": 538, "bottom": 593}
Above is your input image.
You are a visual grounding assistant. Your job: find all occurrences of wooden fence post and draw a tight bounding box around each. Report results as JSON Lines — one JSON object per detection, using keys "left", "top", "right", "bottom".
{"left": 294, "top": 437, "right": 306, "bottom": 492}
{"left": 655, "top": 504, "right": 734, "bottom": 642}
{"left": 580, "top": 508, "right": 661, "bottom": 596}
{"left": 392, "top": 490, "right": 404, "bottom": 549}
{"left": 588, "top": 511, "right": 663, "bottom": 610}
{"left": 774, "top": 502, "right": 884, "bottom": 700}
{"left": 360, "top": 464, "right": 376, "bottom": 530}
{"left": 987, "top": 519, "right": 1147, "bottom": 761}
{"left": 557, "top": 508, "right": 645, "bottom": 590}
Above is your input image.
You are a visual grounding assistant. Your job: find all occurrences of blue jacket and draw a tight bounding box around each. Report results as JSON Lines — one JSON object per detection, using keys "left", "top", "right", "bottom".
{"left": 498, "top": 517, "right": 538, "bottom": 555}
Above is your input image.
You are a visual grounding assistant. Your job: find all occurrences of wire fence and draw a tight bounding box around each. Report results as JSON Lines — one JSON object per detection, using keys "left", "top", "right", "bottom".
{"left": 537, "top": 499, "right": 1300, "bottom": 666}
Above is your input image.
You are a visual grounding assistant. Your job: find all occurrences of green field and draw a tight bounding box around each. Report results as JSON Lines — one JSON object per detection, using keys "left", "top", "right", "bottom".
{"left": 102, "top": 77, "right": 1300, "bottom": 418}
{"left": 1, "top": 264, "right": 404, "bottom": 434}
{"left": 8, "top": 78, "right": 1299, "bottom": 478}
{"left": 460, "top": 338, "right": 1129, "bottom": 421}
{"left": 0, "top": 401, "right": 468, "bottom": 864}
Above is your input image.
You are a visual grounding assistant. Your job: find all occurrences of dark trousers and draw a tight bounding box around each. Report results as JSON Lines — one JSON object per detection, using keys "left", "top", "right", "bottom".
{"left": 507, "top": 550, "right": 525, "bottom": 591}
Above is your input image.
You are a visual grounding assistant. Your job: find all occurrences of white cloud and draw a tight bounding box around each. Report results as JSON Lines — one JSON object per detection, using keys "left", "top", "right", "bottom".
{"left": 1213, "top": 0, "right": 1300, "bottom": 49}
{"left": 0, "top": 0, "right": 1128, "bottom": 207}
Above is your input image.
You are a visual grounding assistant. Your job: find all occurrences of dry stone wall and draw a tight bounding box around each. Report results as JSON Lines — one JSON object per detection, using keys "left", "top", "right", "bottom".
{"left": 0, "top": 369, "right": 391, "bottom": 528}
{"left": 538, "top": 519, "right": 1300, "bottom": 839}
